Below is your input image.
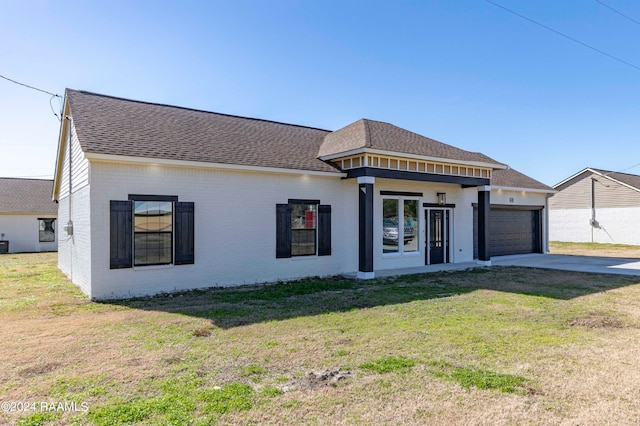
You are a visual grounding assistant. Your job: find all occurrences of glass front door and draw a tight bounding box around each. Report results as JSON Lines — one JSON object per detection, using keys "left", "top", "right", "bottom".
{"left": 427, "top": 209, "right": 450, "bottom": 265}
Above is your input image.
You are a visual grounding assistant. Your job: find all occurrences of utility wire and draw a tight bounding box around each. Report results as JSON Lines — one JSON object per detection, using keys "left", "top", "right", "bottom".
{"left": 595, "top": 0, "right": 640, "bottom": 28}
{"left": 1, "top": 73, "right": 62, "bottom": 121}
{"left": 0, "top": 73, "right": 60, "bottom": 98}
{"left": 484, "top": 0, "right": 640, "bottom": 72}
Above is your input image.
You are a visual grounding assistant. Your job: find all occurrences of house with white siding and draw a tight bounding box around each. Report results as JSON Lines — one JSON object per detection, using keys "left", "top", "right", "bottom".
{"left": 550, "top": 168, "right": 640, "bottom": 245}
{"left": 0, "top": 178, "right": 58, "bottom": 253}
{"left": 53, "top": 89, "right": 554, "bottom": 300}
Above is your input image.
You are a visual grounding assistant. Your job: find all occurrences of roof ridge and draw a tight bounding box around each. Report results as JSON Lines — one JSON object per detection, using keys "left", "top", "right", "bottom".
{"left": 362, "top": 118, "right": 373, "bottom": 148}
{"left": 66, "top": 89, "right": 331, "bottom": 133}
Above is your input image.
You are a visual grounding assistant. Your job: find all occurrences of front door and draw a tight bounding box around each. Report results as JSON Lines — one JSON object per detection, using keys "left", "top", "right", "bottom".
{"left": 427, "top": 209, "right": 449, "bottom": 264}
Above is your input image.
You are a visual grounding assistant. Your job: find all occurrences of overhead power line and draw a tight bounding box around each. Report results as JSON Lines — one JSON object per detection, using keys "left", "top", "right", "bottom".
{"left": 0, "top": 74, "right": 60, "bottom": 97}
{"left": 484, "top": 0, "right": 640, "bottom": 72}
{"left": 595, "top": 0, "right": 640, "bottom": 28}
{"left": 1, "top": 73, "right": 62, "bottom": 120}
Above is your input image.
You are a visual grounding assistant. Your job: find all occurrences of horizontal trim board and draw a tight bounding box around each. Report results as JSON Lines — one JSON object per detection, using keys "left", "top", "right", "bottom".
{"left": 37, "top": 217, "right": 57, "bottom": 220}
{"left": 492, "top": 186, "right": 556, "bottom": 194}
{"left": 380, "top": 190, "right": 423, "bottom": 197}
{"left": 320, "top": 147, "right": 507, "bottom": 169}
{"left": 423, "top": 203, "right": 456, "bottom": 208}
{"left": 288, "top": 199, "right": 320, "bottom": 205}
{"left": 128, "top": 194, "right": 179, "bottom": 202}
{"left": 471, "top": 203, "right": 544, "bottom": 210}
{"left": 85, "top": 153, "right": 345, "bottom": 178}
{"left": 347, "top": 167, "right": 490, "bottom": 186}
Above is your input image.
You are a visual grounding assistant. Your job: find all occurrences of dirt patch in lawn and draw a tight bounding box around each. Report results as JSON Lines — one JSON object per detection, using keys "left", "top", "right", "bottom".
{"left": 283, "top": 368, "right": 353, "bottom": 391}
{"left": 568, "top": 312, "right": 627, "bottom": 329}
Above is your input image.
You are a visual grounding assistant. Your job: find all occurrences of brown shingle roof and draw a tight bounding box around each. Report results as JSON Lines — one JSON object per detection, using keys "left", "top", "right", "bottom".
{"left": 67, "top": 89, "right": 338, "bottom": 173}
{"left": 319, "top": 118, "right": 505, "bottom": 166}
{"left": 67, "top": 90, "right": 550, "bottom": 191}
{"left": 491, "top": 168, "right": 554, "bottom": 191}
{"left": 591, "top": 168, "right": 640, "bottom": 191}
{"left": 0, "top": 178, "right": 57, "bottom": 214}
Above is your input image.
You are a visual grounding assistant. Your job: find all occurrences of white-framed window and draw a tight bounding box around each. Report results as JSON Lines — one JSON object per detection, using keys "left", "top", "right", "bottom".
{"left": 382, "top": 197, "right": 419, "bottom": 255}
{"left": 38, "top": 218, "right": 56, "bottom": 242}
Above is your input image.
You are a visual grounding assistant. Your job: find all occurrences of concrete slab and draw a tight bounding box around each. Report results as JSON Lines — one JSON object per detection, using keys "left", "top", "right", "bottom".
{"left": 492, "top": 254, "right": 640, "bottom": 277}
{"left": 345, "top": 254, "right": 640, "bottom": 280}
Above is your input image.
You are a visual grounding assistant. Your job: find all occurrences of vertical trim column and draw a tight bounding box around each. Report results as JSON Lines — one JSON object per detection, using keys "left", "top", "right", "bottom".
{"left": 358, "top": 176, "right": 375, "bottom": 279}
{"left": 477, "top": 185, "right": 491, "bottom": 266}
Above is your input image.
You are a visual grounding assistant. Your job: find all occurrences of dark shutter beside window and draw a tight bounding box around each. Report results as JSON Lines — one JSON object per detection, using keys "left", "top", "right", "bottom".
{"left": 175, "top": 202, "right": 195, "bottom": 265}
{"left": 276, "top": 204, "right": 292, "bottom": 258}
{"left": 110, "top": 200, "right": 133, "bottom": 269}
{"left": 318, "top": 204, "right": 331, "bottom": 256}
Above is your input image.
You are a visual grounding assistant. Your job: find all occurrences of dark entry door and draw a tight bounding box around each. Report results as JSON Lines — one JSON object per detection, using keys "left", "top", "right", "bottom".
{"left": 428, "top": 209, "right": 448, "bottom": 264}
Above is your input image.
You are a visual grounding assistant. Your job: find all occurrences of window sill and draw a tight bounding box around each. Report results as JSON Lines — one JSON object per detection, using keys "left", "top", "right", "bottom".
{"left": 133, "top": 264, "right": 174, "bottom": 271}
{"left": 382, "top": 251, "right": 421, "bottom": 258}
{"left": 291, "top": 255, "right": 320, "bottom": 261}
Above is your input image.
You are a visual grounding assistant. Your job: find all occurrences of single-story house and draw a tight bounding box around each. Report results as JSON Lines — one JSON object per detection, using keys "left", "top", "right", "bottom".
{"left": 53, "top": 89, "right": 554, "bottom": 300}
{"left": 549, "top": 167, "right": 640, "bottom": 245}
{"left": 0, "top": 178, "right": 58, "bottom": 253}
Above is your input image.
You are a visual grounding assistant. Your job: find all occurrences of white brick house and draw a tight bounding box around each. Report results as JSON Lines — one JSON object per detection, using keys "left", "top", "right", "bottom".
{"left": 53, "top": 90, "right": 554, "bottom": 300}
{"left": 0, "top": 178, "right": 58, "bottom": 253}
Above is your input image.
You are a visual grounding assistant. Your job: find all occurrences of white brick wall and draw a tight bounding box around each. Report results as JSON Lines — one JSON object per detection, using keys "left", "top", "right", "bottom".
{"left": 550, "top": 207, "right": 640, "bottom": 245}
{"left": 88, "top": 162, "right": 359, "bottom": 299}
{"left": 59, "top": 160, "right": 552, "bottom": 299}
{"left": 0, "top": 214, "right": 58, "bottom": 253}
{"left": 57, "top": 185, "right": 92, "bottom": 297}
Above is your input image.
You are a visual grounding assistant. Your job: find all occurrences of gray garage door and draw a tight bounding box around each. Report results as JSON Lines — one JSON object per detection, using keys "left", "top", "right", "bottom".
{"left": 473, "top": 207, "right": 542, "bottom": 258}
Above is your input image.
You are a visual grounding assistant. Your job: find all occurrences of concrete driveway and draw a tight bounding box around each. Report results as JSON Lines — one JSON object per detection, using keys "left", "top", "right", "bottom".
{"left": 492, "top": 254, "right": 640, "bottom": 277}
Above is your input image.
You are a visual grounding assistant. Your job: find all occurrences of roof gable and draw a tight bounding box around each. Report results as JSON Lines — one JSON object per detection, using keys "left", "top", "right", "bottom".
{"left": 319, "top": 118, "right": 505, "bottom": 167}
{"left": 554, "top": 168, "right": 640, "bottom": 193}
{"left": 0, "top": 178, "right": 57, "bottom": 214}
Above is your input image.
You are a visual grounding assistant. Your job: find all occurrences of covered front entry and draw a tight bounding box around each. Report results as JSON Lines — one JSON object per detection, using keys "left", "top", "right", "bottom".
{"left": 426, "top": 209, "right": 450, "bottom": 264}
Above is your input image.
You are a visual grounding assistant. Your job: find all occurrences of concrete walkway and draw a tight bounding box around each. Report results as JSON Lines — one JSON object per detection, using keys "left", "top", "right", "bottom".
{"left": 346, "top": 254, "right": 640, "bottom": 279}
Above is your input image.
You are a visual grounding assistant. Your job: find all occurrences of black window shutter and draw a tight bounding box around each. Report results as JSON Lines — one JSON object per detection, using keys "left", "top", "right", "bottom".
{"left": 318, "top": 204, "right": 332, "bottom": 256}
{"left": 175, "top": 202, "right": 195, "bottom": 265}
{"left": 110, "top": 200, "right": 133, "bottom": 269}
{"left": 276, "top": 204, "right": 292, "bottom": 258}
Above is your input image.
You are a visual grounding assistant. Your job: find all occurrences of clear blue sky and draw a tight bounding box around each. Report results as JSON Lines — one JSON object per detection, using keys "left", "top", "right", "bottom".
{"left": 2, "top": 0, "right": 640, "bottom": 186}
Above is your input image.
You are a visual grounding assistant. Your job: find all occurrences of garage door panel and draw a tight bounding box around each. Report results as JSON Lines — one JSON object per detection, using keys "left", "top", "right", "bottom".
{"left": 474, "top": 208, "right": 541, "bottom": 258}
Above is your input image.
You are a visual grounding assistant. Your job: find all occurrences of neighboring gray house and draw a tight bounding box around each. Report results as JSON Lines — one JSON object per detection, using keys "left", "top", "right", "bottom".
{"left": 550, "top": 168, "right": 640, "bottom": 245}
{"left": 0, "top": 178, "right": 58, "bottom": 253}
{"left": 53, "top": 89, "right": 554, "bottom": 300}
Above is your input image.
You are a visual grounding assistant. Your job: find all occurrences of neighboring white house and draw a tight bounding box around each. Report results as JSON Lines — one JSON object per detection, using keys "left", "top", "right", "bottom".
{"left": 0, "top": 178, "right": 58, "bottom": 253}
{"left": 53, "top": 89, "right": 554, "bottom": 300}
{"left": 550, "top": 168, "right": 640, "bottom": 245}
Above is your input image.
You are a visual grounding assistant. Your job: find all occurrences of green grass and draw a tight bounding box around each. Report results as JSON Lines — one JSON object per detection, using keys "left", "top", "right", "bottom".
{"left": 427, "top": 361, "right": 529, "bottom": 393}
{"left": 3, "top": 253, "right": 640, "bottom": 424}
{"left": 359, "top": 357, "right": 416, "bottom": 373}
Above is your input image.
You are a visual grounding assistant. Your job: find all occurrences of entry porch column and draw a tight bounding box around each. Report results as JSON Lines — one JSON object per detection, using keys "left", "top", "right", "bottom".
{"left": 477, "top": 185, "right": 491, "bottom": 266}
{"left": 358, "top": 176, "right": 375, "bottom": 279}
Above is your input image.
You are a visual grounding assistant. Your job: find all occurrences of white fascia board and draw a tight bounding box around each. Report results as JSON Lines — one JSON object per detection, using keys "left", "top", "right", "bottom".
{"left": 552, "top": 167, "right": 595, "bottom": 189}
{"left": 492, "top": 186, "right": 557, "bottom": 194}
{"left": 590, "top": 169, "right": 640, "bottom": 194}
{"left": 553, "top": 167, "right": 640, "bottom": 194}
{"left": 318, "top": 147, "right": 508, "bottom": 170}
{"left": 84, "top": 153, "right": 347, "bottom": 178}
{"left": 52, "top": 99, "right": 71, "bottom": 201}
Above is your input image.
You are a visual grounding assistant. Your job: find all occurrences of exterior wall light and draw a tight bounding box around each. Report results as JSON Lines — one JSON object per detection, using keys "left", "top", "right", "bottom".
{"left": 437, "top": 192, "right": 446, "bottom": 205}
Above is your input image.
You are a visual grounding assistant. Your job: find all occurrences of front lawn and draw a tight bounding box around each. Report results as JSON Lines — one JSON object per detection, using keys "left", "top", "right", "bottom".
{"left": 2, "top": 253, "right": 640, "bottom": 425}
